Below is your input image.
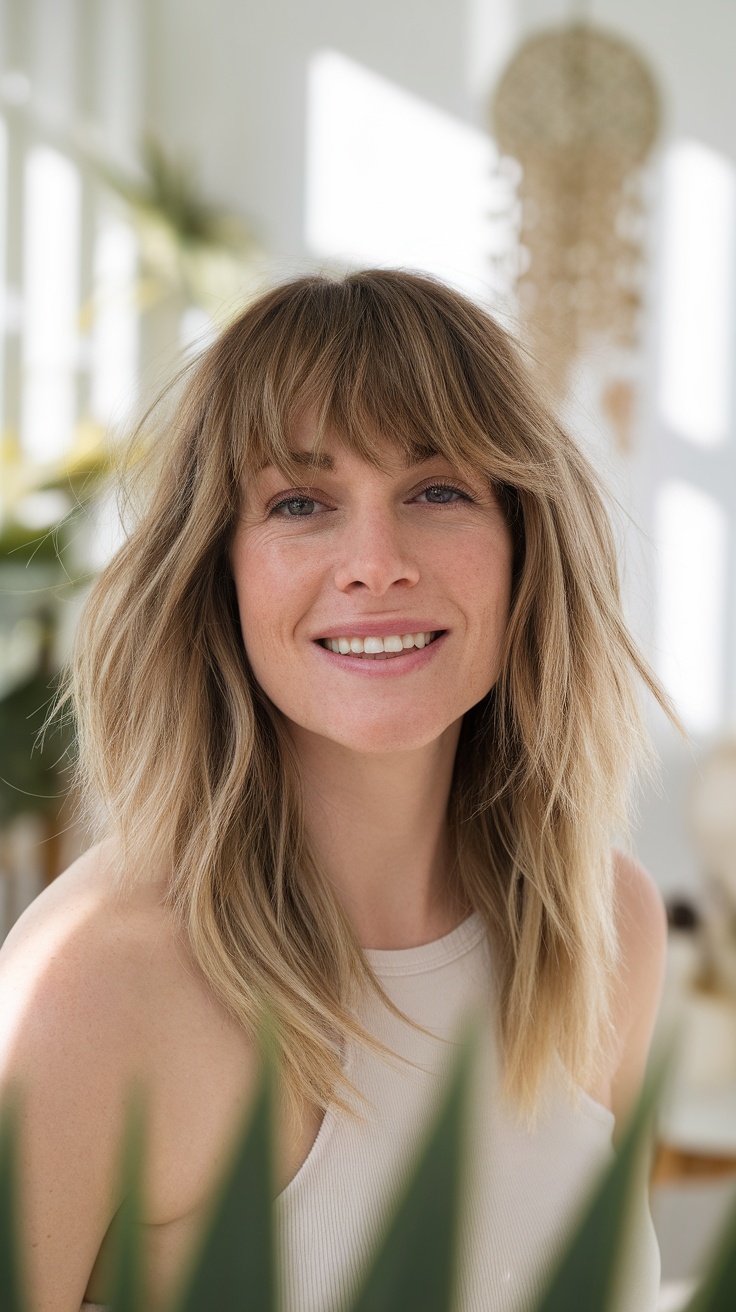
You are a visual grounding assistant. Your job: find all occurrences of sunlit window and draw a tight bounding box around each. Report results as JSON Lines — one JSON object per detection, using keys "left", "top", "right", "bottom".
{"left": 21, "top": 146, "right": 81, "bottom": 462}
{"left": 90, "top": 215, "right": 139, "bottom": 427}
{"left": 658, "top": 140, "right": 736, "bottom": 448}
{"left": 0, "top": 115, "right": 7, "bottom": 431}
{"left": 654, "top": 479, "right": 727, "bottom": 734}
{"left": 305, "top": 49, "right": 511, "bottom": 304}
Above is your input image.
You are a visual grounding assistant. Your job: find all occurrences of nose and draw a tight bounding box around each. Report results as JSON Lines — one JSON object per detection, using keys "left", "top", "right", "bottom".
{"left": 332, "top": 506, "right": 420, "bottom": 595}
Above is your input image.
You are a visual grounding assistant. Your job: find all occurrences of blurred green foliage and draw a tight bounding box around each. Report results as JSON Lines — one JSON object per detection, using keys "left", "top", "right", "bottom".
{"left": 0, "top": 421, "right": 109, "bottom": 830}
{"left": 99, "top": 134, "right": 263, "bottom": 319}
{"left": 0, "top": 666, "right": 74, "bottom": 827}
{"left": 0, "top": 517, "right": 86, "bottom": 829}
{"left": 1, "top": 1021, "right": 734, "bottom": 1312}
{"left": 0, "top": 131, "right": 261, "bottom": 844}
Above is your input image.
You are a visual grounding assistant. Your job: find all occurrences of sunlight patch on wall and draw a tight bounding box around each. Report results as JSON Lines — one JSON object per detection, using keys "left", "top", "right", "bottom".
{"left": 654, "top": 479, "right": 728, "bottom": 734}
{"left": 21, "top": 146, "right": 81, "bottom": 462}
{"left": 305, "top": 49, "right": 512, "bottom": 305}
{"left": 90, "top": 216, "right": 139, "bottom": 427}
{"left": 658, "top": 140, "right": 736, "bottom": 448}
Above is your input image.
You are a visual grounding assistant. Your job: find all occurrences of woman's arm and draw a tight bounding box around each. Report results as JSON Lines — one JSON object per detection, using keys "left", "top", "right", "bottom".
{"left": 608, "top": 850, "right": 669, "bottom": 1143}
{"left": 0, "top": 851, "right": 153, "bottom": 1312}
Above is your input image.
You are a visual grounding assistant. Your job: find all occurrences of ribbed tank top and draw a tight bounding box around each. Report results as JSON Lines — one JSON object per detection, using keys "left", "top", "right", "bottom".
{"left": 82, "top": 910, "right": 660, "bottom": 1312}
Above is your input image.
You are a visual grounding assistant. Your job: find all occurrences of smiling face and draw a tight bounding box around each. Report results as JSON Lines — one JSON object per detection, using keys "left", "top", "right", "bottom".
{"left": 228, "top": 412, "right": 515, "bottom": 757}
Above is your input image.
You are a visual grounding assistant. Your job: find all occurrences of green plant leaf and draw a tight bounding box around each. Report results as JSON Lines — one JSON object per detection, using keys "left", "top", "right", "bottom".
{"left": 0, "top": 1090, "right": 28, "bottom": 1312}
{"left": 171, "top": 1015, "right": 278, "bottom": 1312}
{"left": 107, "top": 1089, "right": 147, "bottom": 1312}
{"left": 681, "top": 1184, "right": 736, "bottom": 1312}
{"left": 98, "top": 135, "right": 257, "bottom": 258}
{"left": 345, "top": 1013, "right": 479, "bottom": 1312}
{"left": 533, "top": 1044, "right": 673, "bottom": 1312}
{"left": 0, "top": 670, "right": 76, "bottom": 824}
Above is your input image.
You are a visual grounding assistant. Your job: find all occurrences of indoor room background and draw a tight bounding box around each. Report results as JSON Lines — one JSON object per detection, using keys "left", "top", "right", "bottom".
{"left": 0, "top": 1, "right": 734, "bottom": 1304}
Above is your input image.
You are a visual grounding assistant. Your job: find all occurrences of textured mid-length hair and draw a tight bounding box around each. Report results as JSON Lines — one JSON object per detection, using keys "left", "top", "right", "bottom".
{"left": 66, "top": 269, "right": 678, "bottom": 1127}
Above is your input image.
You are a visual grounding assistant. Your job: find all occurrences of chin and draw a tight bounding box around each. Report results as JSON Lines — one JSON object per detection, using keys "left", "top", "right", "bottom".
{"left": 305, "top": 708, "right": 456, "bottom": 756}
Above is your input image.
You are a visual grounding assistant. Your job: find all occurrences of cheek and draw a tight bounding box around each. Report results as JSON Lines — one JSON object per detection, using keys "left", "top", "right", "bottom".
{"left": 449, "top": 536, "right": 514, "bottom": 706}
{"left": 229, "top": 533, "right": 316, "bottom": 672}
{"left": 449, "top": 527, "right": 514, "bottom": 636}
{"left": 229, "top": 538, "right": 282, "bottom": 661}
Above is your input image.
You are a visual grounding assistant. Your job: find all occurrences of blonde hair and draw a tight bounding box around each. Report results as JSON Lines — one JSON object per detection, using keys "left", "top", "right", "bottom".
{"left": 65, "top": 269, "right": 679, "bottom": 1125}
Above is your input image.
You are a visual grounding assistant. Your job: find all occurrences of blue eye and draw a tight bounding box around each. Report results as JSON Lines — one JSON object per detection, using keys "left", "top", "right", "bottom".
{"left": 268, "top": 481, "right": 471, "bottom": 518}
{"left": 419, "top": 484, "right": 467, "bottom": 504}
{"left": 272, "top": 496, "right": 318, "bottom": 517}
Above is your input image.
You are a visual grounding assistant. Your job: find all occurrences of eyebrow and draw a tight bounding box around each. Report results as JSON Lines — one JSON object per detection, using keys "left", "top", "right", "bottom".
{"left": 261, "top": 448, "right": 442, "bottom": 472}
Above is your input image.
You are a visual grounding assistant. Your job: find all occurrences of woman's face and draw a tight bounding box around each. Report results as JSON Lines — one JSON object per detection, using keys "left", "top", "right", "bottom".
{"left": 229, "top": 413, "right": 515, "bottom": 755}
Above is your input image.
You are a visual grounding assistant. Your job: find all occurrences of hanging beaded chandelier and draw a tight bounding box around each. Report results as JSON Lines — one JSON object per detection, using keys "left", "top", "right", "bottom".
{"left": 490, "top": 22, "right": 661, "bottom": 447}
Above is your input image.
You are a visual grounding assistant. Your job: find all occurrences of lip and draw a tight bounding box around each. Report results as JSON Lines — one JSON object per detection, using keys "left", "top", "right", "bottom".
{"left": 312, "top": 619, "right": 447, "bottom": 640}
{"left": 311, "top": 628, "right": 448, "bottom": 676}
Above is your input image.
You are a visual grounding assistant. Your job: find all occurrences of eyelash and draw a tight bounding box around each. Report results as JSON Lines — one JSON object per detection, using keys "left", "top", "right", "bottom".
{"left": 268, "top": 480, "right": 475, "bottom": 518}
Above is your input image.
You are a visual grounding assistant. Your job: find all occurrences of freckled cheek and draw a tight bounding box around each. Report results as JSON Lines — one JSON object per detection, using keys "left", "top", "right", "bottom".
{"left": 231, "top": 543, "right": 316, "bottom": 664}
{"left": 446, "top": 551, "right": 513, "bottom": 688}
{"left": 448, "top": 540, "right": 513, "bottom": 623}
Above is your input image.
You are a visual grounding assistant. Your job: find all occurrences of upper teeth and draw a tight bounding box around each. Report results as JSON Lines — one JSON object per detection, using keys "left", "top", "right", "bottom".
{"left": 320, "top": 631, "right": 437, "bottom": 654}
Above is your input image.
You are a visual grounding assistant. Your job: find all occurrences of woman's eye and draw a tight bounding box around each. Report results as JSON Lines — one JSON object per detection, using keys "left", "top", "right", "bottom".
{"left": 268, "top": 483, "right": 470, "bottom": 517}
{"left": 271, "top": 496, "right": 320, "bottom": 517}
{"left": 418, "top": 484, "right": 468, "bottom": 505}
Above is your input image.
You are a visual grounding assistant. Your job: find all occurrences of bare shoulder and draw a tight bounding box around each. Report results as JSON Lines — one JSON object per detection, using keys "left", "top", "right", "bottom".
{"left": 0, "top": 841, "right": 177, "bottom": 1309}
{"left": 0, "top": 839, "right": 183, "bottom": 1072}
{"left": 0, "top": 837, "right": 255, "bottom": 1104}
{"left": 612, "top": 847, "right": 667, "bottom": 945}
{"left": 0, "top": 841, "right": 259, "bottom": 1310}
{"left": 611, "top": 847, "right": 668, "bottom": 1018}
{"left": 608, "top": 848, "right": 668, "bottom": 1130}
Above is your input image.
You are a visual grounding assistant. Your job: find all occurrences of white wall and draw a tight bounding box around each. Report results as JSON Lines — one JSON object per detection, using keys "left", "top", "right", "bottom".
{"left": 144, "top": 0, "right": 472, "bottom": 262}
{"left": 145, "top": 0, "right": 736, "bottom": 251}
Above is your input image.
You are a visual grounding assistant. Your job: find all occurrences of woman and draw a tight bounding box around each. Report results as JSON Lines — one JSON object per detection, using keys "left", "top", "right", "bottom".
{"left": 0, "top": 270, "right": 675, "bottom": 1312}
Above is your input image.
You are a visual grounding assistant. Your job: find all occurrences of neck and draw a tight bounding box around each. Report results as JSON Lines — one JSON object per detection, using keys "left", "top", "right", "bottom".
{"left": 288, "top": 719, "right": 469, "bottom": 949}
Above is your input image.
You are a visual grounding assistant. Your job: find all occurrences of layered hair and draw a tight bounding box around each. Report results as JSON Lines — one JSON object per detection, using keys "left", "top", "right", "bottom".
{"left": 66, "top": 269, "right": 678, "bottom": 1126}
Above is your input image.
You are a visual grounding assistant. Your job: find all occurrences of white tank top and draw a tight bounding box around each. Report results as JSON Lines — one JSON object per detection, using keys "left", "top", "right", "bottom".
{"left": 82, "top": 910, "right": 660, "bottom": 1312}
{"left": 275, "top": 910, "right": 660, "bottom": 1312}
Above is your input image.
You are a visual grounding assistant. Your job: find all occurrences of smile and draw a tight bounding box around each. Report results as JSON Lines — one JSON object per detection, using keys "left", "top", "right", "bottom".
{"left": 317, "top": 631, "right": 442, "bottom": 660}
